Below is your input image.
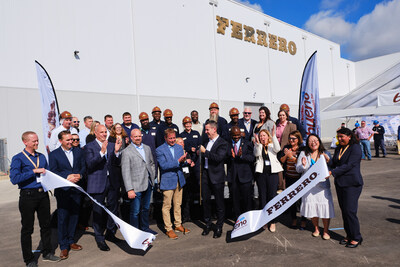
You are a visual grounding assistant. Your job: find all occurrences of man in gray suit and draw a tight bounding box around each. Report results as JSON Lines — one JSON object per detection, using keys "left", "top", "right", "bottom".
{"left": 121, "top": 129, "right": 157, "bottom": 236}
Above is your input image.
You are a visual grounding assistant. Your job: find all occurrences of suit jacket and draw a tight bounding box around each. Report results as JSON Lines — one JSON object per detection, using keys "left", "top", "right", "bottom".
{"left": 202, "top": 136, "right": 228, "bottom": 184}
{"left": 156, "top": 143, "right": 186, "bottom": 190}
{"left": 254, "top": 135, "right": 283, "bottom": 174}
{"left": 330, "top": 144, "right": 363, "bottom": 187}
{"left": 49, "top": 146, "right": 86, "bottom": 195}
{"left": 277, "top": 121, "right": 297, "bottom": 147}
{"left": 226, "top": 138, "right": 255, "bottom": 183}
{"left": 238, "top": 118, "right": 257, "bottom": 141}
{"left": 121, "top": 143, "right": 155, "bottom": 193}
{"left": 221, "top": 121, "right": 246, "bottom": 143}
{"left": 84, "top": 139, "right": 120, "bottom": 194}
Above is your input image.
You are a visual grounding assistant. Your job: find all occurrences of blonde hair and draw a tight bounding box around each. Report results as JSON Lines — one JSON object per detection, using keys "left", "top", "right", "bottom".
{"left": 259, "top": 129, "right": 272, "bottom": 144}
{"left": 89, "top": 121, "right": 100, "bottom": 135}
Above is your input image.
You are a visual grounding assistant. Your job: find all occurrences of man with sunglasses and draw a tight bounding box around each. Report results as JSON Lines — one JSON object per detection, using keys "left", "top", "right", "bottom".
{"left": 238, "top": 107, "right": 257, "bottom": 142}
{"left": 71, "top": 117, "right": 80, "bottom": 133}
{"left": 71, "top": 134, "right": 80, "bottom": 148}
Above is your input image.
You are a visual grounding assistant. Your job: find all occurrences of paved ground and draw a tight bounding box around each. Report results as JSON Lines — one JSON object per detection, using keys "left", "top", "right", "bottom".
{"left": 1, "top": 151, "right": 399, "bottom": 267}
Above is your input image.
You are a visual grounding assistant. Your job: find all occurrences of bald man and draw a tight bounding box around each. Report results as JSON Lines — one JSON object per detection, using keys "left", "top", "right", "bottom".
{"left": 84, "top": 125, "right": 122, "bottom": 251}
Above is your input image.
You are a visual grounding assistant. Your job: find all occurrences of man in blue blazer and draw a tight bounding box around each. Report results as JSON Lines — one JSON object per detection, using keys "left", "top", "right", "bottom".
{"left": 84, "top": 125, "right": 122, "bottom": 251}
{"left": 49, "top": 130, "right": 86, "bottom": 260}
{"left": 156, "top": 128, "right": 190, "bottom": 239}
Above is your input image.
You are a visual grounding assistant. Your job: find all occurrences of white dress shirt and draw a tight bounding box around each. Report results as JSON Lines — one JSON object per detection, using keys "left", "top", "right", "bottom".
{"left": 61, "top": 147, "right": 74, "bottom": 167}
{"left": 205, "top": 135, "right": 219, "bottom": 169}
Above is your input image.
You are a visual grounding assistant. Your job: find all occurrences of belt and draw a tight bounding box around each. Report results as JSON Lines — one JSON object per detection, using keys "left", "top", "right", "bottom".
{"left": 21, "top": 187, "right": 44, "bottom": 193}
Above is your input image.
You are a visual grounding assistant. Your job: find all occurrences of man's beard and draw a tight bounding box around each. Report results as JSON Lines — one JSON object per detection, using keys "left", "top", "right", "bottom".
{"left": 142, "top": 123, "right": 150, "bottom": 130}
{"left": 210, "top": 114, "right": 218, "bottom": 122}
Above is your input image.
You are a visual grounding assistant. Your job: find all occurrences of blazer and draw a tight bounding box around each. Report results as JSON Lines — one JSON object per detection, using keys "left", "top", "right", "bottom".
{"left": 49, "top": 146, "right": 86, "bottom": 195}
{"left": 84, "top": 140, "right": 120, "bottom": 194}
{"left": 202, "top": 136, "right": 228, "bottom": 184}
{"left": 330, "top": 144, "right": 363, "bottom": 187}
{"left": 277, "top": 121, "right": 297, "bottom": 147}
{"left": 238, "top": 118, "right": 257, "bottom": 141}
{"left": 254, "top": 135, "right": 283, "bottom": 174}
{"left": 156, "top": 143, "right": 186, "bottom": 190}
{"left": 226, "top": 138, "right": 255, "bottom": 183}
{"left": 121, "top": 143, "right": 155, "bottom": 193}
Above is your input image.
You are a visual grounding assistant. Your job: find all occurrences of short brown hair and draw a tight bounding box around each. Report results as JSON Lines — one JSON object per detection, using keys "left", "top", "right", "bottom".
{"left": 289, "top": 130, "right": 302, "bottom": 144}
{"left": 21, "top": 131, "right": 36, "bottom": 141}
{"left": 164, "top": 128, "right": 176, "bottom": 137}
{"left": 58, "top": 130, "right": 71, "bottom": 140}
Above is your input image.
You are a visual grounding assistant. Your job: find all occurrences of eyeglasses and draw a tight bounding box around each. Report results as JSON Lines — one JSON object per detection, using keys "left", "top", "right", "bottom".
{"left": 72, "top": 139, "right": 80, "bottom": 141}
{"left": 73, "top": 121, "right": 80, "bottom": 123}
{"left": 244, "top": 112, "right": 252, "bottom": 115}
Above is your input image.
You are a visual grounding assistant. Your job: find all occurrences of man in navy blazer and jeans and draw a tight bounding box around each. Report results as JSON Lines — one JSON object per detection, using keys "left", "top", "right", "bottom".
{"left": 84, "top": 125, "right": 122, "bottom": 251}
{"left": 49, "top": 131, "right": 86, "bottom": 260}
{"left": 156, "top": 128, "right": 190, "bottom": 239}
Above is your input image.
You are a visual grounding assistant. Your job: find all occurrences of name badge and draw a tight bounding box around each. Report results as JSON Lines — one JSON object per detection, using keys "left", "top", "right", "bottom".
{"left": 264, "top": 160, "right": 271, "bottom": 166}
{"left": 152, "top": 127, "right": 156, "bottom": 130}
{"left": 183, "top": 137, "right": 187, "bottom": 140}
{"left": 183, "top": 167, "right": 189, "bottom": 173}
{"left": 240, "top": 129, "right": 245, "bottom": 132}
{"left": 151, "top": 132, "right": 156, "bottom": 136}
{"left": 193, "top": 135, "right": 198, "bottom": 138}
{"left": 174, "top": 128, "right": 177, "bottom": 132}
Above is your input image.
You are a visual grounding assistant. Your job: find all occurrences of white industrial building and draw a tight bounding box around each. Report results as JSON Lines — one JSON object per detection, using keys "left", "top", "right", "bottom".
{"left": 1, "top": 0, "right": 399, "bottom": 166}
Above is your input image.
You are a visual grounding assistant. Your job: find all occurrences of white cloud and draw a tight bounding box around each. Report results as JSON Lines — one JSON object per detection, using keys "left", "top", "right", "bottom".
{"left": 233, "top": 0, "right": 264, "bottom": 13}
{"left": 305, "top": 0, "right": 400, "bottom": 61}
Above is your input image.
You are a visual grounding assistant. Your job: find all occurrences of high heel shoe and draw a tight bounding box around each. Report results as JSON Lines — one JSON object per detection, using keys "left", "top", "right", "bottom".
{"left": 346, "top": 238, "right": 363, "bottom": 248}
{"left": 339, "top": 239, "right": 348, "bottom": 245}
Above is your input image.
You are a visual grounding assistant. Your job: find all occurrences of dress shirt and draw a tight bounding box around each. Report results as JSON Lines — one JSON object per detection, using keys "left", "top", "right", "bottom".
{"left": 61, "top": 147, "right": 74, "bottom": 167}
{"left": 168, "top": 145, "right": 175, "bottom": 159}
{"left": 276, "top": 121, "right": 287, "bottom": 143}
{"left": 205, "top": 135, "right": 219, "bottom": 169}
{"left": 79, "top": 127, "right": 90, "bottom": 147}
{"left": 232, "top": 139, "right": 241, "bottom": 155}
{"left": 244, "top": 120, "right": 251, "bottom": 133}
{"left": 133, "top": 143, "right": 146, "bottom": 162}
{"left": 95, "top": 139, "right": 108, "bottom": 158}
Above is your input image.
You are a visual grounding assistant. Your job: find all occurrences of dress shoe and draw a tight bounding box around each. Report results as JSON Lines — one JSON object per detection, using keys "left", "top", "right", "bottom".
{"left": 202, "top": 226, "right": 212, "bottom": 236}
{"left": 59, "top": 249, "right": 69, "bottom": 260}
{"left": 70, "top": 243, "right": 82, "bottom": 251}
{"left": 166, "top": 230, "right": 178, "bottom": 240}
{"left": 346, "top": 238, "right": 363, "bottom": 248}
{"left": 26, "top": 261, "right": 38, "bottom": 267}
{"left": 144, "top": 228, "right": 158, "bottom": 236}
{"left": 105, "top": 231, "right": 119, "bottom": 242}
{"left": 213, "top": 228, "right": 222, "bottom": 238}
{"left": 96, "top": 241, "right": 110, "bottom": 251}
{"left": 175, "top": 225, "right": 191, "bottom": 234}
{"left": 339, "top": 239, "right": 349, "bottom": 245}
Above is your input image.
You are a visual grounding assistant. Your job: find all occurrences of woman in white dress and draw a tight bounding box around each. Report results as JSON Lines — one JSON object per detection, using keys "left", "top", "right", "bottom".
{"left": 296, "top": 134, "right": 334, "bottom": 240}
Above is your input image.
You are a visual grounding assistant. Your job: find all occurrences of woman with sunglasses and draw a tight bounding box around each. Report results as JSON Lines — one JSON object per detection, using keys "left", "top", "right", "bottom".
{"left": 296, "top": 134, "right": 334, "bottom": 240}
{"left": 278, "top": 130, "right": 306, "bottom": 229}
{"left": 330, "top": 128, "right": 363, "bottom": 248}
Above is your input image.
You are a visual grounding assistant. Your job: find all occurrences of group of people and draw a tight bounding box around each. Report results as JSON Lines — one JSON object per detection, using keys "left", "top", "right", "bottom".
{"left": 10, "top": 102, "right": 364, "bottom": 267}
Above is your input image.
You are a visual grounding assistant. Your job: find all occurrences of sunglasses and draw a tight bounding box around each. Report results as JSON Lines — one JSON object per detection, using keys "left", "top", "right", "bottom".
{"left": 72, "top": 138, "right": 80, "bottom": 141}
{"left": 73, "top": 121, "right": 80, "bottom": 123}
{"left": 289, "top": 137, "right": 297, "bottom": 140}
{"left": 244, "top": 112, "right": 252, "bottom": 115}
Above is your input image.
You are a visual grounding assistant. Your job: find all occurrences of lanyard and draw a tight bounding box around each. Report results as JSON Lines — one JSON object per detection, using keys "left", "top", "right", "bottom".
{"left": 338, "top": 145, "right": 349, "bottom": 160}
{"left": 22, "top": 150, "right": 39, "bottom": 169}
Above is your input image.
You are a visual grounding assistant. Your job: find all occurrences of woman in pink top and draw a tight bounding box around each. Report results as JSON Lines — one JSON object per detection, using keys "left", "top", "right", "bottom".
{"left": 276, "top": 110, "right": 296, "bottom": 148}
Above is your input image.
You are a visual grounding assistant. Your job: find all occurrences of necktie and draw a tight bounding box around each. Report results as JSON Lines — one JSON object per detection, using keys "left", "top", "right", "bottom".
{"left": 234, "top": 144, "right": 238, "bottom": 155}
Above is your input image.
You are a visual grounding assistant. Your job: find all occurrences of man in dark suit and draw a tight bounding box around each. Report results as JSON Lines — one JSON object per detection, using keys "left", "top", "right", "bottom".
{"left": 84, "top": 125, "right": 122, "bottom": 251}
{"left": 200, "top": 121, "right": 228, "bottom": 238}
{"left": 238, "top": 107, "right": 257, "bottom": 142}
{"left": 226, "top": 126, "right": 255, "bottom": 219}
{"left": 49, "top": 131, "right": 86, "bottom": 260}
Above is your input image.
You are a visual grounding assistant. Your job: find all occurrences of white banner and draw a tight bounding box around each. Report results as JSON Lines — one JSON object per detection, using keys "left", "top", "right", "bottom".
{"left": 231, "top": 155, "right": 329, "bottom": 238}
{"left": 377, "top": 89, "right": 400, "bottom": 106}
{"left": 35, "top": 61, "right": 60, "bottom": 156}
{"left": 39, "top": 170, "right": 156, "bottom": 251}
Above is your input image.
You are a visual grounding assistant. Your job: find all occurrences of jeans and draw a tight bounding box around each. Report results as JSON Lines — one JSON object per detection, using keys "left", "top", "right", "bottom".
{"left": 359, "top": 139, "right": 371, "bottom": 160}
{"left": 374, "top": 138, "right": 386, "bottom": 157}
{"left": 130, "top": 181, "right": 153, "bottom": 230}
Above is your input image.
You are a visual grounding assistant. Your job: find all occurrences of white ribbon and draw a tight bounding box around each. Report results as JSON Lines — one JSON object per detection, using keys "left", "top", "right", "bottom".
{"left": 39, "top": 170, "right": 156, "bottom": 250}
{"left": 231, "top": 155, "right": 330, "bottom": 238}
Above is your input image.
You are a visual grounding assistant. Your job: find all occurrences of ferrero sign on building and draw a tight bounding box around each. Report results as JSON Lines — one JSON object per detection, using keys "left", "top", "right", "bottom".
{"left": 216, "top": 16, "right": 297, "bottom": 56}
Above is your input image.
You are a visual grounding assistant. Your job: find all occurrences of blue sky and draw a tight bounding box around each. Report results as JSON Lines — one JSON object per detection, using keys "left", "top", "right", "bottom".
{"left": 234, "top": 0, "right": 400, "bottom": 61}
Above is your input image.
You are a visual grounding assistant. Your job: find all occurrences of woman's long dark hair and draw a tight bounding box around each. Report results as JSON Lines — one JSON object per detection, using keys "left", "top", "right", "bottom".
{"left": 304, "top": 133, "right": 325, "bottom": 155}
{"left": 337, "top": 127, "right": 359, "bottom": 146}
{"left": 259, "top": 106, "right": 271, "bottom": 123}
